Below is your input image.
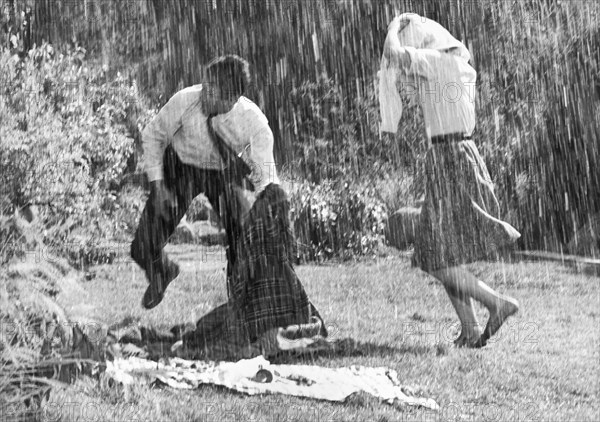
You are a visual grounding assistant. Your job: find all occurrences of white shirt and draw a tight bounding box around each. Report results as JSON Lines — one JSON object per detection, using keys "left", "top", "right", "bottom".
{"left": 141, "top": 84, "right": 280, "bottom": 192}
{"left": 379, "top": 14, "right": 477, "bottom": 138}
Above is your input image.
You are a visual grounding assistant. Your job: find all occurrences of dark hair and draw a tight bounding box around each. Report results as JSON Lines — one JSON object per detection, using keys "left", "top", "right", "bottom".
{"left": 206, "top": 54, "right": 251, "bottom": 98}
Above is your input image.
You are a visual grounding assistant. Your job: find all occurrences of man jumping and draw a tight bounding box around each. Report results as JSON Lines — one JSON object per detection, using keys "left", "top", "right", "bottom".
{"left": 131, "top": 55, "right": 280, "bottom": 309}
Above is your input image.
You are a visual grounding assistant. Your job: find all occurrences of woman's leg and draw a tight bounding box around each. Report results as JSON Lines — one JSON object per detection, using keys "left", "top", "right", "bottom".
{"left": 431, "top": 266, "right": 519, "bottom": 347}
{"left": 442, "top": 285, "right": 482, "bottom": 346}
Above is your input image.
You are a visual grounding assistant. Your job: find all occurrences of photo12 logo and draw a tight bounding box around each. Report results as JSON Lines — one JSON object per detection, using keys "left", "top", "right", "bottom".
{"left": 400, "top": 320, "right": 539, "bottom": 346}
{"left": 199, "top": 400, "right": 340, "bottom": 422}
{"left": 1, "top": 401, "right": 142, "bottom": 422}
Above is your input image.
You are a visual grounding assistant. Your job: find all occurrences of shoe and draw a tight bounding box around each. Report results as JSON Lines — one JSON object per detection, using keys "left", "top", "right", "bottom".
{"left": 142, "top": 259, "right": 180, "bottom": 309}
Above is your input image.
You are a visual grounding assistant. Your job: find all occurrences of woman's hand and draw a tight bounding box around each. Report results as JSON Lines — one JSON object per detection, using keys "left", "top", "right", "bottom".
{"left": 384, "top": 43, "right": 412, "bottom": 70}
{"left": 383, "top": 17, "right": 412, "bottom": 70}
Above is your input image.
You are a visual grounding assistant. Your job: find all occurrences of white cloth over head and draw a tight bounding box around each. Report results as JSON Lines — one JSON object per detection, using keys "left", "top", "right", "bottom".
{"left": 379, "top": 13, "right": 477, "bottom": 138}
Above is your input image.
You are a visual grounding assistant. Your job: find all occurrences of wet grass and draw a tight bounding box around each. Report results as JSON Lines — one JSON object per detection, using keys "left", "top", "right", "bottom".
{"left": 41, "top": 245, "right": 600, "bottom": 421}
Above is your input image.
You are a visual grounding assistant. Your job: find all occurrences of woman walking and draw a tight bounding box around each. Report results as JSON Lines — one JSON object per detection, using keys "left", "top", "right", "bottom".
{"left": 379, "top": 13, "right": 521, "bottom": 347}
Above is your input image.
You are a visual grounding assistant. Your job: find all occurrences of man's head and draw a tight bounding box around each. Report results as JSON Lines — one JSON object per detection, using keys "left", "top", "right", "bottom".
{"left": 202, "top": 55, "right": 251, "bottom": 115}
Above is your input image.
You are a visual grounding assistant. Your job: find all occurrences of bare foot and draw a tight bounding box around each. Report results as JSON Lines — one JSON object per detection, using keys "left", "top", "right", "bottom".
{"left": 454, "top": 325, "right": 483, "bottom": 348}
{"left": 474, "top": 297, "right": 520, "bottom": 348}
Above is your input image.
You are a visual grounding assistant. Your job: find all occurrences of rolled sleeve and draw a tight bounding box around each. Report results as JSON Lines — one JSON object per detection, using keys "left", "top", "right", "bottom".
{"left": 249, "top": 122, "right": 279, "bottom": 190}
{"left": 141, "top": 93, "right": 185, "bottom": 181}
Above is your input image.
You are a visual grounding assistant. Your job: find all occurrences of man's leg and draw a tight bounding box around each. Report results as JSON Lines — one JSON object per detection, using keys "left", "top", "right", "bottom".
{"left": 143, "top": 153, "right": 248, "bottom": 307}
{"left": 131, "top": 146, "right": 198, "bottom": 308}
{"left": 131, "top": 145, "right": 250, "bottom": 308}
{"left": 204, "top": 181, "right": 251, "bottom": 294}
{"left": 130, "top": 186, "right": 182, "bottom": 296}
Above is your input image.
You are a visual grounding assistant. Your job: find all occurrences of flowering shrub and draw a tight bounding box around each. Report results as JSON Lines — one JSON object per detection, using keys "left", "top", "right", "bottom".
{"left": 288, "top": 180, "right": 388, "bottom": 262}
{"left": 0, "top": 44, "right": 150, "bottom": 266}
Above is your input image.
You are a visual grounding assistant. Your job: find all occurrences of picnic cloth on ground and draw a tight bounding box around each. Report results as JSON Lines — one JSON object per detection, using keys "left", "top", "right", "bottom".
{"left": 105, "top": 355, "right": 439, "bottom": 410}
{"left": 412, "top": 140, "right": 521, "bottom": 272}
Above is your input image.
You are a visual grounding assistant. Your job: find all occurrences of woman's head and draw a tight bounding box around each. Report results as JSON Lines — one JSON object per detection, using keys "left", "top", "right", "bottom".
{"left": 392, "top": 13, "right": 470, "bottom": 60}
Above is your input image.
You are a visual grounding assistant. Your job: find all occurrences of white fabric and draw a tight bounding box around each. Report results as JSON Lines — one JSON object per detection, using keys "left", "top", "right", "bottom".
{"left": 379, "top": 17, "right": 408, "bottom": 134}
{"left": 394, "top": 13, "right": 470, "bottom": 59}
{"left": 141, "top": 85, "right": 279, "bottom": 192}
{"left": 379, "top": 13, "right": 477, "bottom": 138}
{"left": 378, "top": 58, "right": 404, "bottom": 133}
{"left": 105, "top": 355, "right": 439, "bottom": 410}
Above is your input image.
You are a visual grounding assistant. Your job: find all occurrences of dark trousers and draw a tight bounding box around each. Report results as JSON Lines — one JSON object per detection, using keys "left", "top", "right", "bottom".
{"left": 130, "top": 145, "right": 247, "bottom": 281}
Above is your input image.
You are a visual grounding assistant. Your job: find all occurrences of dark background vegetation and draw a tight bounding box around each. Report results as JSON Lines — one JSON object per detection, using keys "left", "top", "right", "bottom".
{"left": 1, "top": 2, "right": 599, "bottom": 418}
{"left": 1, "top": 0, "right": 599, "bottom": 264}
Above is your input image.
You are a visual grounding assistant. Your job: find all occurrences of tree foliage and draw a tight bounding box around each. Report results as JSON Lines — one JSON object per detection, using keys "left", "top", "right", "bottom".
{"left": 0, "top": 43, "right": 150, "bottom": 265}
{"left": 1, "top": 0, "right": 598, "bottom": 255}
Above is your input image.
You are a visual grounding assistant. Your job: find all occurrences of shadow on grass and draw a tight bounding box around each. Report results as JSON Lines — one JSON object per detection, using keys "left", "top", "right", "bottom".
{"left": 108, "top": 317, "right": 444, "bottom": 364}
{"left": 270, "top": 338, "right": 440, "bottom": 364}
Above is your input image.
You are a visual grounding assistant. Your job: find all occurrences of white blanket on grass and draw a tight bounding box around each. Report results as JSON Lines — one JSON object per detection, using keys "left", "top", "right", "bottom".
{"left": 105, "top": 355, "right": 439, "bottom": 410}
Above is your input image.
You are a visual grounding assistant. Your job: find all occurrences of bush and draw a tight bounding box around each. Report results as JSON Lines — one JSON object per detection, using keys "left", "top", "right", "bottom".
{"left": 373, "top": 168, "right": 423, "bottom": 213}
{"left": 186, "top": 194, "right": 219, "bottom": 224}
{"left": 472, "top": 1, "right": 600, "bottom": 251}
{"left": 288, "top": 179, "right": 388, "bottom": 262}
{"left": 0, "top": 43, "right": 150, "bottom": 267}
{"left": 0, "top": 214, "right": 40, "bottom": 266}
{"left": 284, "top": 72, "right": 424, "bottom": 186}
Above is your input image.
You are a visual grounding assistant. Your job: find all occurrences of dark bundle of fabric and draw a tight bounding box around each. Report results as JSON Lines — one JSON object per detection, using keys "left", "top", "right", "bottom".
{"left": 230, "top": 183, "right": 325, "bottom": 342}
{"left": 182, "top": 184, "right": 326, "bottom": 359}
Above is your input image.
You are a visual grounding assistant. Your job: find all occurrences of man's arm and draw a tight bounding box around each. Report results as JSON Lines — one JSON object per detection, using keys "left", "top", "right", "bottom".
{"left": 212, "top": 100, "right": 280, "bottom": 192}
{"left": 141, "top": 118, "right": 168, "bottom": 183}
{"left": 141, "top": 92, "right": 186, "bottom": 214}
{"left": 141, "top": 93, "right": 185, "bottom": 182}
{"left": 246, "top": 119, "right": 279, "bottom": 191}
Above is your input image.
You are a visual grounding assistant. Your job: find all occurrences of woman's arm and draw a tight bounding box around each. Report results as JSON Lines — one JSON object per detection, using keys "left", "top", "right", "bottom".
{"left": 384, "top": 44, "right": 412, "bottom": 71}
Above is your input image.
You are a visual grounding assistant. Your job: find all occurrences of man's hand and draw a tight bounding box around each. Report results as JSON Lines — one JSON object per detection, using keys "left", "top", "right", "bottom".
{"left": 151, "top": 180, "right": 177, "bottom": 216}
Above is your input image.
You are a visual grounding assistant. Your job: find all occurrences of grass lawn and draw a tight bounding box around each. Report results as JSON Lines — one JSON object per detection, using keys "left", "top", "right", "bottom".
{"left": 45, "top": 244, "right": 599, "bottom": 421}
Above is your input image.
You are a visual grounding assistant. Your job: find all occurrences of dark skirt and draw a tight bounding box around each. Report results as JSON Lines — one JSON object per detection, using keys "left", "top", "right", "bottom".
{"left": 184, "top": 184, "right": 325, "bottom": 360}
{"left": 234, "top": 256, "right": 322, "bottom": 342}
{"left": 412, "top": 140, "right": 520, "bottom": 272}
{"left": 231, "top": 184, "right": 324, "bottom": 342}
